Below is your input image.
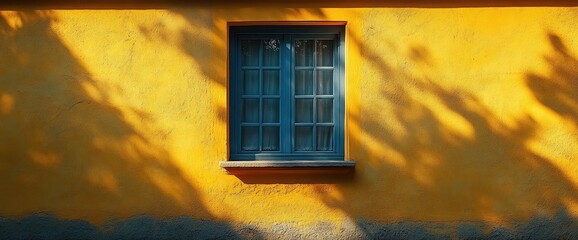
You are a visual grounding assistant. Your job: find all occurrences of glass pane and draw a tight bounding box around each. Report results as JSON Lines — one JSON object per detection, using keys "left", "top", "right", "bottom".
{"left": 242, "top": 98, "right": 259, "bottom": 123}
{"left": 295, "top": 99, "right": 313, "bottom": 123}
{"left": 316, "top": 70, "right": 333, "bottom": 95}
{"left": 241, "top": 40, "right": 259, "bottom": 66}
{"left": 242, "top": 70, "right": 259, "bottom": 95}
{"left": 295, "top": 40, "right": 314, "bottom": 66}
{"left": 316, "top": 98, "right": 333, "bottom": 123}
{"left": 263, "top": 39, "right": 280, "bottom": 66}
{"left": 317, "top": 126, "right": 333, "bottom": 151}
{"left": 262, "top": 126, "right": 279, "bottom": 151}
{"left": 263, "top": 99, "right": 279, "bottom": 123}
{"left": 316, "top": 40, "right": 334, "bottom": 66}
{"left": 295, "top": 70, "right": 313, "bottom": 95}
{"left": 295, "top": 127, "right": 313, "bottom": 151}
{"left": 241, "top": 126, "right": 259, "bottom": 151}
{"left": 263, "top": 70, "right": 279, "bottom": 95}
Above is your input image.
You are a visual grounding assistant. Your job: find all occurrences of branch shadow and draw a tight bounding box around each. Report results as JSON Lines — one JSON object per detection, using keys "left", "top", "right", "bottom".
{"left": 314, "top": 26, "right": 578, "bottom": 236}
{"left": 0, "top": 10, "right": 257, "bottom": 238}
{"left": 526, "top": 32, "right": 578, "bottom": 131}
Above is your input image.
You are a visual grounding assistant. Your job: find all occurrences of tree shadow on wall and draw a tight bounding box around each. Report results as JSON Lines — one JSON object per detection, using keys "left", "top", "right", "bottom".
{"left": 135, "top": 7, "right": 328, "bottom": 128}
{"left": 0, "top": 10, "right": 257, "bottom": 238}
{"left": 0, "top": 7, "right": 332, "bottom": 238}
{"left": 526, "top": 32, "right": 578, "bottom": 131}
{"left": 312, "top": 30, "right": 578, "bottom": 237}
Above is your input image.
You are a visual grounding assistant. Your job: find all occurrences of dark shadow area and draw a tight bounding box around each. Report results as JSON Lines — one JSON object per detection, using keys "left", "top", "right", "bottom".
{"left": 0, "top": 10, "right": 236, "bottom": 232}
{"left": 231, "top": 171, "right": 355, "bottom": 184}
{"left": 2, "top": 210, "right": 578, "bottom": 239}
{"left": 103, "top": 215, "right": 256, "bottom": 239}
{"left": 0, "top": 214, "right": 264, "bottom": 239}
{"left": 526, "top": 32, "right": 578, "bottom": 130}
{"left": 354, "top": 207, "right": 578, "bottom": 239}
{"left": 0, "top": 214, "right": 103, "bottom": 240}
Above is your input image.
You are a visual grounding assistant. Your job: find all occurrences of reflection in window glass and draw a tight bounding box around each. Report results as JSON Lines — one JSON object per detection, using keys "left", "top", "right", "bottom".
{"left": 295, "top": 40, "right": 314, "bottom": 66}
{"left": 295, "top": 99, "right": 313, "bottom": 123}
{"left": 242, "top": 98, "right": 259, "bottom": 123}
{"left": 316, "top": 70, "right": 333, "bottom": 95}
{"left": 241, "top": 126, "right": 259, "bottom": 151}
{"left": 317, "top": 126, "right": 333, "bottom": 151}
{"left": 295, "top": 126, "right": 313, "bottom": 151}
{"left": 263, "top": 126, "right": 280, "bottom": 151}
{"left": 242, "top": 70, "right": 259, "bottom": 95}
{"left": 316, "top": 40, "right": 334, "bottom": 66}
{"left": 241, "top": 40, "right": 259, "bottom": 66}
{"left": 263, "top": 70, "right": 279, "bottom": 95}
{"left": 295, "top": 70, "right": 313, "bottom": 95}
{"left": 263, "top": 39, "right": 280, "bottom": 66}
{"left": 263, "top": 99, "right": 279, "bottom": 123}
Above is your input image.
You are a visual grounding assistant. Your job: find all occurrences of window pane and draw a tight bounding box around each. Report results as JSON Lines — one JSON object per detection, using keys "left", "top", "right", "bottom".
{"left": 241, "top": 126, "right": 259, "bottom": 151}
{"left": 295, "top": 40, "right": 313, "bottom": 66}
{"left": 317, "top": 126, "right": 333, "bottom": 151}
{"left": 295, "top": 99, "right": 313, "bottom": 123}
{"left": 263, "top": 39, "right": 280, "bottom": 66}
{"left": 295, "top": 127, "right": 313, "bottom": 151}
{"left": 241, "top": 40, "right": 259, "bottom": 66}
{"left": 263, "top": 70, "right": 279, "bottom": 95}
{"left": 263, "top": 98, "right": 279, "bottom": 123}
{"left": 316, "top": 70, "right": 333, "bottom": 95}
{"left": 316, "top": 40, "right": 334, "bottom": 66}
{"left": 242, "top": 70, "right": 259, "bottom": 95}
{"left": 295, "top": 70, "right": 313, "bottom": 95}
{"left": 242, "top": 98, "right": 259, "bottom": 123}
{"left": 262, "top": 126, "right": 279, "bottom": 151}
{"left": 316, "top": 98, "right": 333, "bottom": 123}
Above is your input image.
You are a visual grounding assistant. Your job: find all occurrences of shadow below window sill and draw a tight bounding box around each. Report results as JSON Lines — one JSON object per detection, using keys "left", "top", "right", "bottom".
{"left": 220, "top": 160, "right": 355, "bottom": 184}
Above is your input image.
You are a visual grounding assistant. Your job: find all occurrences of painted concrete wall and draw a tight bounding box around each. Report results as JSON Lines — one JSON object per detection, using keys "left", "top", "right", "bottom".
{"left": 1, "top": 2, "right": 578, "bottom": 238}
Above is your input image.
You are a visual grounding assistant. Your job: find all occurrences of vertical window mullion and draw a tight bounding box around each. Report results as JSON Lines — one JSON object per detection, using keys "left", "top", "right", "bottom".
{"left": 333, "top": 33, "right": 345, "bottom": 155}
{"left": 312, "top": 40, "right": 318, "bottom": 152}
{"left": 281, "top": 34, "right": 292, "bottom": 154}
{"left": 327, "top": 37, "right": 337, "bottom": 154}
{"left": 289, "top": 35, "right": 296, "bottom": 153}
{"left": 235, "top": 38, "right": 241, "bottom": 154}
{"left": 336, "top": 33, "right": 342, "bottom": 155}
{"left": 258, "top": 39, "right": 263, "bottom": 151}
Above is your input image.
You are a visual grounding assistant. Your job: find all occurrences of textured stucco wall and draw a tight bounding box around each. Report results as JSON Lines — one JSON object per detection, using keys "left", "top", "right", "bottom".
{"left": 1, "top": 2, "right": 578, "bottom": 239}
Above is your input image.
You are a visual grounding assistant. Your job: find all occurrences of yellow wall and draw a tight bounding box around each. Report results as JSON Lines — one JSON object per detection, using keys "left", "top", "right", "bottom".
{"left": 1, "top": 3, "right": 578, "bottom": 233}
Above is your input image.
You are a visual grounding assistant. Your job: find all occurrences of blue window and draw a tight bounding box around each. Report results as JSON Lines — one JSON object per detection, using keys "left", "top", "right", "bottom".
{"left": 229, "top": 25, "right": 344, "bottom": 161}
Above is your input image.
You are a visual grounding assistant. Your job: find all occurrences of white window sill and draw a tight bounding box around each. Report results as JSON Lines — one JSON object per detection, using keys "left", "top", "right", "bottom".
{"left": 220, "top": 160, "right": 355, "bottom": 175}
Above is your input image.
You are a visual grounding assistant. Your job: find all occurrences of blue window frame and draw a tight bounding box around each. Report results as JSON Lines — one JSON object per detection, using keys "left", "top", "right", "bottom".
{"left": 229, "top": 25, "right": 344, "bottom": 161}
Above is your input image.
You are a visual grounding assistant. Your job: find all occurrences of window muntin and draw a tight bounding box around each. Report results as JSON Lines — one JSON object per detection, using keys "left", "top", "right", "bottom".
{"left": 230, "top": 26, "right": 344, "bottom": 160}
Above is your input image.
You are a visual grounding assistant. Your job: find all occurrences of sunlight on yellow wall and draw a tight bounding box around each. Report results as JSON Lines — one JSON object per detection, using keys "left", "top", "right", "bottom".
{"left": 1, "top": 6, "right": 578, "bottom": 228}
{"left": 0, "top": 11, "right": 23, "bottom": 30}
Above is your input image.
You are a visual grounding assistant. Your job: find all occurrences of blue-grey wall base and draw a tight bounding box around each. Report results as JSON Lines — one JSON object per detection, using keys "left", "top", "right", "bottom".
{"left": 1, "top": 213, "right": 577, "bottom": 239}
